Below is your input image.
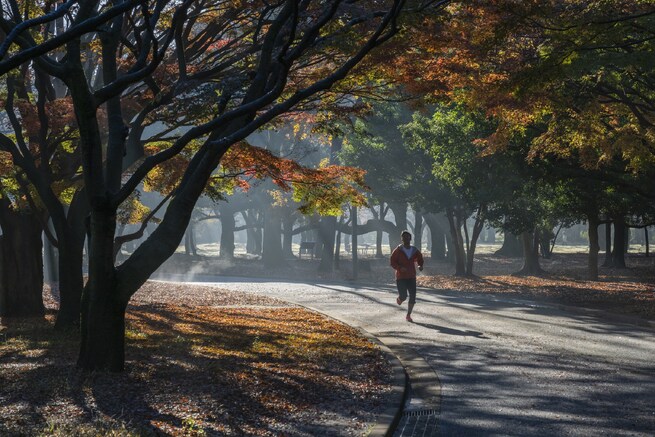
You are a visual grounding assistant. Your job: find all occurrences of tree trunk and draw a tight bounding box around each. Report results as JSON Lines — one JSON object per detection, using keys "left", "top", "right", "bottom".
{"left": 375, "top": 201, "right": 386, "bottom": 258}
{"left": 463, "top": 217, "right": 470, "bottom": 254}
{"left": 465, "top": 206, "right": 486, "bottom": 276}
{"left": 0, "top": 209, "right": 45, "bottom": 318}
{"left": 414, "top": 210, "right": 423, "bottom": 252}
{"left": 612, "top": 218, "right": 627, "bottom": 268}
{"left": 446, "top": 208, "right": 466, "bottom": 276}
{"left": 388, "top": 202, "right": 407, "bottom": 251}
{"left": 219, "top": 207, "right": 236, "bottom": 260}
{"left": 351, "top": 206, "right": 358, "bottom": 280}
{"left": 495, "top": 231, "right": 522, "bottom": 257}
{"left": 487, "top": 228, "right": 496, "bottom": 244}
{"left": 281, "top": 210, "right": 295, "bottom": 259}
{"left": 184, "top": 225, "right": 197, "bottom": 256}
{"left": 78, "top": 210, "right": 125, "bottom": 372}
{"left": 262, "top": 207, "right": 285, "bottom": 269}
{"left": 539, "top": 227, "right": 554, "bottom": 259}
{"left": 514, "top": 230, "right": 544, "bottom": 276}
{"left": 244, "top": 210, "right": 262, "bottom": 256}
{"left": 602, "top": 222, "right": 612, "bottom": 267}
{"left": 334, "top": 216, "right": 344, "bottom": 270}
{"left": 587, "top": 217, "right": 600, "bottom": 280}
{"left": 424, "top": 213, "right": 447, "bottom": 259}
{"left": 55, "top": 239, "right": 85, "bottom": 328}
{"left": 646, "top": 227, "right": 650, "bottom": 257}
{"left": 55, "top": 190, "right": 90, "bottom": 329}
{"left": 318, "top": 216, "right": 337, "bottom": 272}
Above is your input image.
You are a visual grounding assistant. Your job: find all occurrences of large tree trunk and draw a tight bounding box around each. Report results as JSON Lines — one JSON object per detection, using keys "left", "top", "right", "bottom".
{"left": 184, "top": 225, "right": 197, "bottom": 256}
{"left": 244, "top": 210, "right": 262, "bottom": 255}
{"left": 424, "top": 213, "right": 447, "bottom": 259}
{"left": 262, "top": 207, "right": 286, "bottom": 269}
{"left": 446, "top": 208, "right": 466, "bottom": 276}
{"left": 514, "top": 230, "right": 544, "bottom": 276}
{"left": 388, "top": 202, "right": 407, "bottom": 250}
{"left": 587, "top": 217, "right": 600, "bottom": 280}
{"left": 0, "top": 208, "right": 45, "bottom": 318}
{"left": 612, "top": 218, "right": 627, "bottom": 268}
{"left": 78, "top": 210, "right": 125, "bottom": 372}
{"left": 318, "top": 216, "right": 337, "bottom": 272}
{"left": 55, "top": 190, "right": 91, "bottom": 329}
{"left": 219, "top": 206, "right": 236, "bottom": 260}
{"left": 495, "top": 231, "right": 522, "bottom": 257}
{"left": 55, "top": 237, "right": 86, "bottom": 328}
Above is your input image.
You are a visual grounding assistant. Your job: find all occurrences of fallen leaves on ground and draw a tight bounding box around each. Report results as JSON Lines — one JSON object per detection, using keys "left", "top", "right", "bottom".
{"left": 417, "top": 254, "right": 655, "bottom": 319}
{"left": 1, "top": 283, "right": 392, "bottom": 436}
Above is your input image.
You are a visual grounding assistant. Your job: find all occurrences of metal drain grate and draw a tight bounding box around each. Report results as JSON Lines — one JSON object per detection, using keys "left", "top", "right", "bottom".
{"left": 402, "top": 409, "right": 438, "bottom": 417}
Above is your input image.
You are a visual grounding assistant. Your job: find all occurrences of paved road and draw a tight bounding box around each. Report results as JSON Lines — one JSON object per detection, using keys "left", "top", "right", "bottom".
{"left": 164, "top": 275, "right": 655, "bottom": 436}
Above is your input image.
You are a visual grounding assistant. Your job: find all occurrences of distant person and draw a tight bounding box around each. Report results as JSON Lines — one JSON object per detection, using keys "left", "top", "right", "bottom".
{"left": 390, "top": 230, "right": 424, "bottom": 322}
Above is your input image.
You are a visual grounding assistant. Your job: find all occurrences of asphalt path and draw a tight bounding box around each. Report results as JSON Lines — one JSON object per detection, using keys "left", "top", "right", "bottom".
{"left": 160, "top": 274, "right": 655, "bottom": 436}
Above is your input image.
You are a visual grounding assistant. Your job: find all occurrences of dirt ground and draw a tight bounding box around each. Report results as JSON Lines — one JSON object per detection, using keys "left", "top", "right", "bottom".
{"left": 154, "top": 249, "right": 655, "bottom": 320}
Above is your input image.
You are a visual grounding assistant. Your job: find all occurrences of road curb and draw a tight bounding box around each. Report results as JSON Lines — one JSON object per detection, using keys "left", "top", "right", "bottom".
{"left": 360, "top": 333, "right": 409, "bottom": 437}
{"left": 297, "top": 304, "right": 409, "bottom": 437}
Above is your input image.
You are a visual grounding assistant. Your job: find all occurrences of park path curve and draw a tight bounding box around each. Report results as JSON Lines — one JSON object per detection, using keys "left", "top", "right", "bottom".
{"left": 157, "top": 274, "right": 655, "bottom": 437}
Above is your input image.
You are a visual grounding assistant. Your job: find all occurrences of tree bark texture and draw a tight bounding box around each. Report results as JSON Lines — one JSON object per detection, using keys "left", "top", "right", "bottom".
{"left": 54, "top": 190, "right": 89, "bottom": 329}
{"left": 514, "top": 231, "right": 544, "bottom": 276}
{"left": 219, "top": 208, "right": 236, "bottom": 260}
{"left": 388, "top": 202, "right": 407, "bottom": 251}
{"left": 603, "top": 222, "right": 613, "bottom": 267}
{"left": 0, "top": 209, "right": 45, "bottom": 317}
{"left": 318, "top": 216, "right": 337, "bottom": 273}
{"left": 612, "top": 218, "right": 627, "bottom": 268}
{"left": 646, "top": 228, "right": 650, "bottom": 257}
{"left": 282, "top": 211, "right": 295, "bottom": 259}
{"left": 184, "top": 226, "right": 197, "bottom": 256}
{"left": 78, "top": 209, "right": 124, "bottom": 371}
{"left": 446, "top": 208, "right": 466, "bottom": 276}
{"left": 244, "top": 210, "right": 262, "bottom": 255}
{"left": 351, "top": 206, "right": 358, "bottom": 280}
{"left": 495, "top": 231, "right": 522, "bottom": 257}
{"left": 262, "top": 207, "right": 286, "bottom": 269}
{"left": 465, "top": 205, "right": 486, "bottom": 276}
{"left": 587, "top": 217, "right": 600, "bottom": 280}
{"left": 424, "top": 213, "right": 447, "bottom": 259}
{"left": 375, "top": 201, "right": 387, "bottom": 258}
{"left": 334, "top": 216, "right": 344, "bottom": 270}
{"left": 414, "top": 210, "right": 423, "bottom": 252}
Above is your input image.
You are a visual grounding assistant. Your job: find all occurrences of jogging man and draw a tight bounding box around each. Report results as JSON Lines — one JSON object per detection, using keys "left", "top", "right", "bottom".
{"left": 390, "top": 230, "right": 424, "bottom": 322}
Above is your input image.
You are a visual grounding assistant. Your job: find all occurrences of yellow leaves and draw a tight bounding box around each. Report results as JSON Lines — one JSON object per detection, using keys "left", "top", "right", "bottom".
{"left": 125, "top": 329, "right": 149, "bottom": 341}
{"left": 117, "top": 191, "right": 151, "bottom": 225}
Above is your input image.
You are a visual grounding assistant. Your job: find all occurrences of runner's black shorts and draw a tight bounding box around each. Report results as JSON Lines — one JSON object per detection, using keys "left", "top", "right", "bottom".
{"left": 396, "top": 278, "right": 417, "bottom": 304}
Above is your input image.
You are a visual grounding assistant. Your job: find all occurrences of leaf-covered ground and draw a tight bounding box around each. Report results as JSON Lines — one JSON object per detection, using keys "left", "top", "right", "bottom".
{"left": 0, "top": 283, "right": 392, "bottom": 436}
{"left": 416, "top": 253, "right": 655, "bottom": 320}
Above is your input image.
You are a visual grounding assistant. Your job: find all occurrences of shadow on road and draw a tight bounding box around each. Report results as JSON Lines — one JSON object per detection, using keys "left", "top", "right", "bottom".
{"left": 412, "top": 322, "right": 488, "bottom": 338}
